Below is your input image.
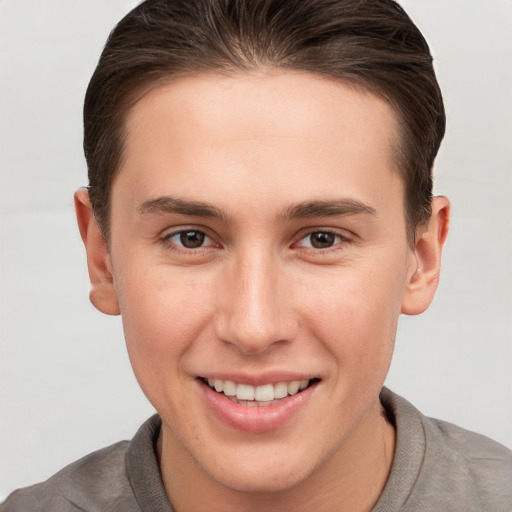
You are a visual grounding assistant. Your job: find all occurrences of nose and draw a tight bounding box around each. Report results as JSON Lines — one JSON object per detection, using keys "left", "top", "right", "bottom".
{"left": 214, "top": 250, "right": 297, "bottom": 354}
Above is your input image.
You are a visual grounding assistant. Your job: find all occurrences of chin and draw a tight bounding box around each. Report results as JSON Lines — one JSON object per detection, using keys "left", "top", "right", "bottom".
{"left": 209, "top": 464, "right": 311, "bottom": 494}
{"left": 192, "top": 442, "right": 323, "bottom": 495}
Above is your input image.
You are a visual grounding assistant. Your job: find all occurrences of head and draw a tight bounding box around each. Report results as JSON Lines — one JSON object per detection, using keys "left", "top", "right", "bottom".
{"left": 84, "top": 0, "right": 445, "bottom": 245}
{"left": 76, "top": 0, "right": 450, "bottom": 504}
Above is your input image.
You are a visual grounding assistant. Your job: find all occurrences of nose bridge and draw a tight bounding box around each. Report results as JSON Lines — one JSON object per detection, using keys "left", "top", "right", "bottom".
{"left": 214, "top": 245, "right": 294, "bottom": 353}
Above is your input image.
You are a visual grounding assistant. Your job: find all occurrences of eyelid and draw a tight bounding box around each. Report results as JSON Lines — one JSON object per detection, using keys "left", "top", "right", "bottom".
{"left": 160, "top": 225, "right": 220, "bottom": 250}
{"left": 168, "top": 230, "right": 210, "bottom": 247}
{"left": 293, "top": 228, "right": 351, "bottom": 250}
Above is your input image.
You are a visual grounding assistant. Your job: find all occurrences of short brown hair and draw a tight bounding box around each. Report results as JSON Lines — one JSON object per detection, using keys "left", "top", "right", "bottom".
{"left": 84, "top": 0, "right": 445, "bottom": 243}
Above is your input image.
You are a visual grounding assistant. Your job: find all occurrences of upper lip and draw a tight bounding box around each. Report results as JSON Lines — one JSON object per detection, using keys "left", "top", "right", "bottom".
{"left": 198, "top": 372, "right": 319, "bottom": 386}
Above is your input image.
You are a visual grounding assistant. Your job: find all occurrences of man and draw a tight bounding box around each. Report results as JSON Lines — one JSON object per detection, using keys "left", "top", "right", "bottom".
{"left": 2, "top": 0, "right": 510, "bottom": 510}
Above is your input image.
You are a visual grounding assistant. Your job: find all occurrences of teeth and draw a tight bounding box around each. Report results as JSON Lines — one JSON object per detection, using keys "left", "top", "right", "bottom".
{"left": 205, "top": 378, "right": 312, "bottom": 404}
{"left": 288, "top": 381, "right": 300, "bottom": 395}
{"left": 223, "top": 380, "right": 236, "bottom": 396}
{"left": 274, "top": 382, "right": 288, "bottom": 399}
{"left": 254, "top": 384, "right": 274, "bottom": 401}
{"left": 236, "top": 383, "right": 255, "bottom": 400}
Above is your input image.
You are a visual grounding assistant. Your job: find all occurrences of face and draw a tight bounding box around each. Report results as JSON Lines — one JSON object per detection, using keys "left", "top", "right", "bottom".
{"left": 105, "top": 72, "right": 418, "bottom": 492}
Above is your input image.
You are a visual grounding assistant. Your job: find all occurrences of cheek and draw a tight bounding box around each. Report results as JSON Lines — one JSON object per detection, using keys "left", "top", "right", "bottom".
{"left": 295, "top": 258, "right": 406, "bottom": 369}
{"left": 114, "top": 263, "right": 213, "bottom": 387}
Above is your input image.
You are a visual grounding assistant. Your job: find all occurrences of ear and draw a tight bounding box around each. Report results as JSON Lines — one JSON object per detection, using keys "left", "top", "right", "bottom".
{"left": 401, "top": 196, "right": 450, "bottom": 315}
{"left": 74, "top": 188, "right": 120, "bottom": 315}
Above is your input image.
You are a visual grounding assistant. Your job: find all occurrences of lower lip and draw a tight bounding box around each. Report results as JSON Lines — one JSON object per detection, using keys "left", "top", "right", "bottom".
{"left": 198, "top": 380, "right": 318, "bottom": 433}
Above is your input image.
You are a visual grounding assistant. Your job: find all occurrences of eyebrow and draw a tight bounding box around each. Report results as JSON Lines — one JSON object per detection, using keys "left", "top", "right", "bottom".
{"left": 281, "top": 198, "right": 377, "bottom": 220}
{"left": 138, "top": 195, "right": 377, "bottom": 222}
{"left": 138, "top": 196, "right": 230, "bottom": 222}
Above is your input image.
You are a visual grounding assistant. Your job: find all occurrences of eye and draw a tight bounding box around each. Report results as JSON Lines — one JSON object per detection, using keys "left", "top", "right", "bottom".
{"left": 297, "top": 231, "right": 344, "bottom": 249}
{"left": 165, "top": 229, "right": 211, "bottom": 249}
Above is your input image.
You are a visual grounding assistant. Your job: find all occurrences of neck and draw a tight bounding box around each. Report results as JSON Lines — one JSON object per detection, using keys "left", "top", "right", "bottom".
{"left": 158, "top": 400, "right": 395, "bottom": 512}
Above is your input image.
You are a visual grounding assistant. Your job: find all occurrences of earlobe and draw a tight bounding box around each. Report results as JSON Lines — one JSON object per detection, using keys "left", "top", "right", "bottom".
{"left": 401, "top": 196, "right": 450, "bottom": 315}
{"left": 74, "top": 189, "right": 120, "bottom": 316}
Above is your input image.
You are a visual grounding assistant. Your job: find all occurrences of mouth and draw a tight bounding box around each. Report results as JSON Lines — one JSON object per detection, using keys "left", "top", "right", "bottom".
{"left": 200, "top": 377, "right": 320, "bottom": 407}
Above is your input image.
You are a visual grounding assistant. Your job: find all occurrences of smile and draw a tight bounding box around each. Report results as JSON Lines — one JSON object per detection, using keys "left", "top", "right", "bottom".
{"left": 199, "top": 376, "right": 319, "bottom": 432}
{"left": 203, "top": 378, "right": 316, "bottom": 406}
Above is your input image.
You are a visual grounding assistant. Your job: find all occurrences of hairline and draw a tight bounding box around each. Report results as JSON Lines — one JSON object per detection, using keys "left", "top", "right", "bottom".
{"left": 96, "top": 67, "right": 420, "bottom": 248}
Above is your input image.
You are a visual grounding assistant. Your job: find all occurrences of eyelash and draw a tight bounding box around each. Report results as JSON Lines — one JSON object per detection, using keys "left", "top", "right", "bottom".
{"left": 161, "top": 228, "right": 218, "bottom": 254}
{"left": 294, "top": 230, "right": 348, "bottom": 251}
{"left": 159, "top": 227, "right": 351, "bottom": 255}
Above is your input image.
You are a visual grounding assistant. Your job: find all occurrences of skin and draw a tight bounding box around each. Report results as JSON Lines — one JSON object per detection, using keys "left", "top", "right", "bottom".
{"left": 75, "top": 71, "right": 449, "bottom": 512}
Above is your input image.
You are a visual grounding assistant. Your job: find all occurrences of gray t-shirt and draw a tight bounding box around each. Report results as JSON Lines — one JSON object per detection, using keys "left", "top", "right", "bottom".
{"left": 2, "top": 389, "right": 511, "bottom": 511}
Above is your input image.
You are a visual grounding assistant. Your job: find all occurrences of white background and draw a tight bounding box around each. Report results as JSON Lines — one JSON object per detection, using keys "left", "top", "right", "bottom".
{"left": 1, "top": 0, "right": 511, "bottom": 500}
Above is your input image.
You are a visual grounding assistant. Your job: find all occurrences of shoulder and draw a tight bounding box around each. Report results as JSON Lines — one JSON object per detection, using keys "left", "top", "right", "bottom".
{"left": 421, "top": 415, "right": 512, "bottom": 503}
{"left": 426, "top": 413, "right": 512, "bottom": 463}
{"left": 0, "top": 440, "right": 138, "bottom": 512}
{"left": 1, "top": 415, "right": 167, "bottom": 512}
{"left": 379, "top": 388, "right": 512, "bottom": 512}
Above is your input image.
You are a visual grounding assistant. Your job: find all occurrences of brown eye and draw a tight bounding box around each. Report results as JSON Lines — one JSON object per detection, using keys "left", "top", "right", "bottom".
{"left": 179, "top": 230, "right": 205, "bottom": 248}
{"left": 309, "top": 231, "right": 337, "bottom": 249}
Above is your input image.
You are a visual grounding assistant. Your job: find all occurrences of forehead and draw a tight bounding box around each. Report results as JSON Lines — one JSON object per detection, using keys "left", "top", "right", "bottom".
{"left": 124, "top": 71, "right": 399, "bottom": 154}
{"left": 115, "top": 71, "right": 403, "bottom": 220}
